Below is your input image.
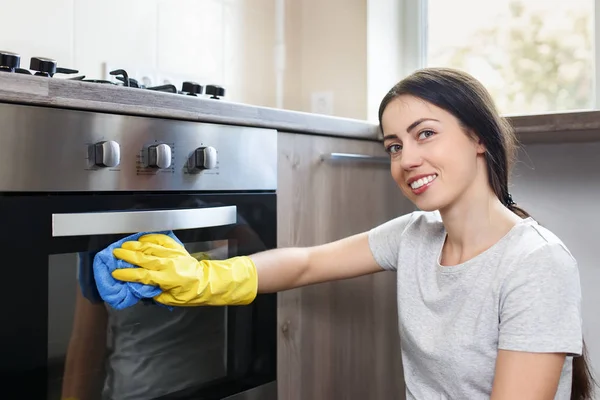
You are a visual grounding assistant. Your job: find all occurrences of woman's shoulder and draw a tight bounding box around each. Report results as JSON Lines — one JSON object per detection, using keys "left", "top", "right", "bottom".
{"left": 509, "top": 218, "right": 576, "bottom": 260}
{"left": 496, "top": 219, "right": 583, "bottom": 359}
{"left": 371, "top": 210, "right": 444, "bottom": 237}
{"left": 367, "top": 210, "right": 444, "bottom": 271}
{"left": 501, "top": 218, "right": 579, "bottom": 279}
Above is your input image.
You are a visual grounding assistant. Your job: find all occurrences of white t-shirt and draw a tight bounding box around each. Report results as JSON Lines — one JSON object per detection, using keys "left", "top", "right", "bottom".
{"left": 368, "top": 211, "right": 583, "bottom": 400}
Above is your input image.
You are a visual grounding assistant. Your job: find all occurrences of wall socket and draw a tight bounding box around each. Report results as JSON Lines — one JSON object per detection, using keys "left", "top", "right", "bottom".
{"left": 311, "top": 91, "right": 334, "bottom": 115}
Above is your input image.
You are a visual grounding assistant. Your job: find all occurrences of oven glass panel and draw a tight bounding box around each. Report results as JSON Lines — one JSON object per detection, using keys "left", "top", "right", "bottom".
{"left": 0, "top": 193, "right": 276, "bottom": 400}
{"left": 48, "top": 239, "right": 234, "bottom": 400}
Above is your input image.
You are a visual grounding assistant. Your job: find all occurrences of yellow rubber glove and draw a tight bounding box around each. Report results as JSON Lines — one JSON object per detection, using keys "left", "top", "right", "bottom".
{"left": 111, "top": 233, "right": 258, "bottom": 307}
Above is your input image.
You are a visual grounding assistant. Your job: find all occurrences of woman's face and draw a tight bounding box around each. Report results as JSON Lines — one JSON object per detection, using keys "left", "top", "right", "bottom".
{"left": 381, "top": 95, "right": 487, "bottom": 212}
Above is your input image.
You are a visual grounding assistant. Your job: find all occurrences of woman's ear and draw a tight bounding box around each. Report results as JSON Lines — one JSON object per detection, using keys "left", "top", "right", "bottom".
{"left": 475, "top": 138, "right": 486, "bottom": 154}
{"left": 468, "top": 130, "right": 486, "bottom": 154}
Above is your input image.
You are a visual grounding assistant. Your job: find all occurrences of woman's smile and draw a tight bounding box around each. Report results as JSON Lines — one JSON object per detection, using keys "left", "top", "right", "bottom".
{"left": 407, "top": 173, "right": 438, "bottom": 194}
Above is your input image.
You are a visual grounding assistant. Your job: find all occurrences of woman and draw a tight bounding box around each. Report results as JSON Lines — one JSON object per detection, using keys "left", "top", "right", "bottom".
{"left": 111, "top": 68, "right": 595, "bottom": 399}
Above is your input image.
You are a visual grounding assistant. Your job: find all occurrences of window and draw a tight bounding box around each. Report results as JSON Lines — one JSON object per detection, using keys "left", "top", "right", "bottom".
{"left": 425, "top": 0, "right": 594, "bottom": 115}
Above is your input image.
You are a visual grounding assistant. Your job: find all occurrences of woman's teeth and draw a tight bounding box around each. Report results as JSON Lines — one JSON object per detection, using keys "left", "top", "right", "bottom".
{"left": 410, "top": 174, "right": 437, "bottom": 189}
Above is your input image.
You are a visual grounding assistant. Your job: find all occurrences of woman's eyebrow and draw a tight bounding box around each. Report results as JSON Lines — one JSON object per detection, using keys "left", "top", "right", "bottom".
{"left": 406, "top": 118, "right": 439, "bottom": 132}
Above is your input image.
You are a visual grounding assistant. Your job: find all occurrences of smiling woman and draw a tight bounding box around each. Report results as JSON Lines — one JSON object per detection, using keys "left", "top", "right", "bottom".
{"left": 108, "top": 67, "right": 595, "bottom": 400}
{"left": 379, "top": 71, "right": 519, "bottom": 217}
{"left": 376, "top": 67, "right": 595, "bottom": 399}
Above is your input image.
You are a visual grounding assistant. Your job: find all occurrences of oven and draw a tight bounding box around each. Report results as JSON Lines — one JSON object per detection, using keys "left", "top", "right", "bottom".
{"left": 0, "top": 103, "right": 278, "bottom": 400}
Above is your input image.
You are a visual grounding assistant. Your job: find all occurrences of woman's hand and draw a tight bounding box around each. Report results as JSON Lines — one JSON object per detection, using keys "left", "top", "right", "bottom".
{"left": 112, "top": 234, "right": 258, "bottom": 306}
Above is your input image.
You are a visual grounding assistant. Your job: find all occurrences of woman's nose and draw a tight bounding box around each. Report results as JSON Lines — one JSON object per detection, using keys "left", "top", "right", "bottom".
{"left": 398, "top": 142, "right": 423, "bottom": 170}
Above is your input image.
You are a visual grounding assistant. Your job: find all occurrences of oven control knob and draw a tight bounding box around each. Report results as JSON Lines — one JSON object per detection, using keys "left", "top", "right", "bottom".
{"left": 182, "top": 81, "right": 203, "bottom": 96}
{"left": 148, "top": 143, "right": 172, "bottom": 169}
{"left": 30, "top": 56, "right": 57, "bottom": 77}
{"left": 206, "top": 85, "right": 225, "bottom": 99}
{"left": 0, "top": 51, "right": 21, "bottom": 72}
{"left": 189, "top": 146, "right": 217, "bottom": 170}
{"left": 94, "top": 140, "right": 120, "bottom": 167}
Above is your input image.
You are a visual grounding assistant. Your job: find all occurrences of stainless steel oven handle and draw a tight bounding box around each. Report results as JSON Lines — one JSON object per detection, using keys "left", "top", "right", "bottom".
{"left": 321, "top": 152, "right": 390, "bottom": 164}
{"left": 52, "top": 206, "right": 237, "bottom": 237}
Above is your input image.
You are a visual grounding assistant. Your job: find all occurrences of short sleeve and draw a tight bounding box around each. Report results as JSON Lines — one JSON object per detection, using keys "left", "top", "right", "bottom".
{"left": 498, "top": 243, "right": 583, "bottom": 356}
{"left": 367, "top": 212, "right": 416, "bottom": 271}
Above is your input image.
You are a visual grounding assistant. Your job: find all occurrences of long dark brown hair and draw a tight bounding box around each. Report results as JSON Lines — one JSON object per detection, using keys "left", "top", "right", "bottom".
{"left": 378, "top": 67, "right": 596, "bottom": 399}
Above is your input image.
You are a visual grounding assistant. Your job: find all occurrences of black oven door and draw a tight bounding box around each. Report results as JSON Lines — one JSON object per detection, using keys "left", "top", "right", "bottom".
{"left": 0, "top": 193, "right": 277, "bottom": 400}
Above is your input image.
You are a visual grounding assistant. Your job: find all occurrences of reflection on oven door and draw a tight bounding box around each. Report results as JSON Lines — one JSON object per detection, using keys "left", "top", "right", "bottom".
{"left": 104, "top": 299, "right": 227, "bottom": 399}
{"left": 48, "top": 240, "right": 231, "bottom": 400}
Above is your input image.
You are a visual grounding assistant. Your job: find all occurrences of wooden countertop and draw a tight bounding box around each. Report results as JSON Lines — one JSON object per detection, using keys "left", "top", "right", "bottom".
{"left": 1, "top": 73, "right": 599, "bottom": 144}
{"left": 506, "top": 111, "right": 600, "bottom": 144}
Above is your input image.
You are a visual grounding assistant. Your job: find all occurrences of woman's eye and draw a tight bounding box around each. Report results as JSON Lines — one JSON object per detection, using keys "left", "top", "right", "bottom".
{"left": 386, "top": 144, "right": 402, "bottom": 154}
{"left": 418, "top": 130, "right": 435, "bottom": 140}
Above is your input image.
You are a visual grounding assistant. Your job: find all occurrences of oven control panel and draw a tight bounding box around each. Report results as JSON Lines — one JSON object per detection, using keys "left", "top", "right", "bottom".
{"left": 0, "top": 103, "right": 277, "bottom": 192}
{"left": 92, "top": 142, "right": 218, "bottom": 171}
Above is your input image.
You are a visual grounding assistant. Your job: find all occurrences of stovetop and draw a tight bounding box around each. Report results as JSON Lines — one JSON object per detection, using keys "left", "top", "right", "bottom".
{"left": 0, "top": 50, "right": 225, "bottom": 99}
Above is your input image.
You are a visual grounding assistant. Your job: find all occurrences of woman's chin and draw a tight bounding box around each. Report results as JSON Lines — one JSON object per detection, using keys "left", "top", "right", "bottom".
{"left": 415, "top": 204, "right": 441, "bottom": 212}
{"left": 401, "top": 183, "right": 445, "bottom": 212}
{"left": 408, "top": 196, "right": 445, "bottom": 212}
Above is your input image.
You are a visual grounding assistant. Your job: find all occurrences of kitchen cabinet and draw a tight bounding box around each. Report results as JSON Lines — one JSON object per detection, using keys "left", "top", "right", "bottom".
{"left": 276, "top": 132, "right": 414, "bottom": 400}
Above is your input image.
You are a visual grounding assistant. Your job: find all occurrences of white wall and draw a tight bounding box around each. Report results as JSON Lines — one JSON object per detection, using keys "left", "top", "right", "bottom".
{"left": 0, "top": 0, "right": 278, "bottom": 106}
{"left": 0, "top": 0, "right": 370, "bottom": 119}
{"left": 512, "top": 141, "right": 600, "bottom": 382}
{"left": 283, "top": 0, "right": 368, "bottom": 119}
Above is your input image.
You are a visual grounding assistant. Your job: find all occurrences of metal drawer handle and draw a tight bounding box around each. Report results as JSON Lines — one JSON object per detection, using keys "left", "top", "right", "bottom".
{"left": 52, "top": 206, "right": 237, "bottom": 237}
{"left": 320, "top": 152, "right": 389, "bottom": 164}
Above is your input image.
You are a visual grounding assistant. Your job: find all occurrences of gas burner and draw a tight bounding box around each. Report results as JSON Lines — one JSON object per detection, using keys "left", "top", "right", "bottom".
{"left": 0, "top": 51, "right": 78, "bottom": 77}
{"left": 206, "top": 85, "right": 225, "bottom": 100}
{"left": 181, "top": 81, "right": 203, "bottom": 96}
{"left": 0, "top": 51, "right": 24, "bottom": 73}
{"left": 29, "top": 56, "right": 78, "bottom": 77}
{"left": 108, "top": 68, "right": 226, "bottom": 98}
{"left": 1, "top": 50, "right": 227, "bottom": 99}
{"left": 108, "top": 69, "right": 180, "bottom": 93}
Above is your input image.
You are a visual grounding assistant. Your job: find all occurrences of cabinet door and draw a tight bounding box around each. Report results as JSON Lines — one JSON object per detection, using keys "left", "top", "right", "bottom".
{"left": 277, "top": 132, "right": 414, "bottom": 400}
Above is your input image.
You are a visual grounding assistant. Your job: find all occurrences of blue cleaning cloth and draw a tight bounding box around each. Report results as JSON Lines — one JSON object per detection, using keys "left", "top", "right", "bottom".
{"left": 92, "top": 231, "right": 181, "bottom": 310}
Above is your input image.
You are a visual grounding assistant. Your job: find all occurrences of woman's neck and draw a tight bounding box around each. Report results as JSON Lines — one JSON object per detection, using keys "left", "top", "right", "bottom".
{"left": 438, "top": 187, "right": 523, "bottom": 266}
